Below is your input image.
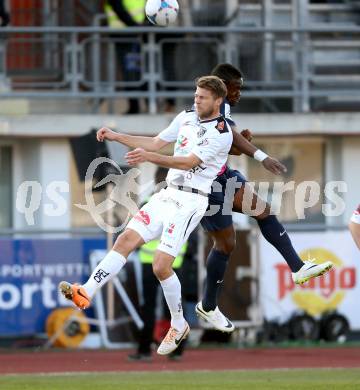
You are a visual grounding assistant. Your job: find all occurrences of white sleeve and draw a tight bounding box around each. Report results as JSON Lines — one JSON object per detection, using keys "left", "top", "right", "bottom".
{"left": 224, "top": 103, "right": 235, "bottom": 126}
{"left": 191, "top": 132, "right": 224, "bottom": 164}
{"left": 158, "top": 111, "right": 185, "bottom": 142}
{"left": 224, "top": 102, "right": 231, "bottom": 118}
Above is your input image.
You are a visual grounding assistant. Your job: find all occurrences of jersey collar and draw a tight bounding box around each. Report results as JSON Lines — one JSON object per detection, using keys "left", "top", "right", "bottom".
{"left": 199, "top": 115, "right": 225, "bottom": 124}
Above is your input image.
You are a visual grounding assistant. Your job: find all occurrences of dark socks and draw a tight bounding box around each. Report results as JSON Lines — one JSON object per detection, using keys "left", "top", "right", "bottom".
{"left": 202, "top": 248, "right": 229, "bottom": 311}
{"left": 257, "top": 215, "right": 303, "bottom": 272}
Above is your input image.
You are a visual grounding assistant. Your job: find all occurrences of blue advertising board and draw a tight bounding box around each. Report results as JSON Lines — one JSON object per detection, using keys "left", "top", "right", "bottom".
{"left": 0, "top": 237, "right": 106, "bottom": 336}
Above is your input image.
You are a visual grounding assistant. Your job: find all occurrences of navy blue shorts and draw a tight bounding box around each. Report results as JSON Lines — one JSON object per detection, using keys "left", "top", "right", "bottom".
{"left": 201, "top": 166, "right": 247, "bottom": 232}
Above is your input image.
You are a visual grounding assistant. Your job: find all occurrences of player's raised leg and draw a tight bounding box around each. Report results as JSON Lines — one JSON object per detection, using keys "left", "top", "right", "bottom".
{"left": 154, "top": 190, "right": 208, "bottom": 354}
{"left": 233, "top": 182, "right": 333, "bottom": 284}
{"left": 59, "top": 228, "right": 145, "bottom": 309}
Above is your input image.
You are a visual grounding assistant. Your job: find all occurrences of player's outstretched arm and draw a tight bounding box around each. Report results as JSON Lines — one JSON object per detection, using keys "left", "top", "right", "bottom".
{"left": 230, "top": 125, "right": 287, "bottom": 175}
{"left": 125, "top": 148, "right": 202, "bottom": 170}
{"left": 96, "top": 127, "right": 169, "bottom": 152}
{"left": 230, "top": 127, "right": 257, "bottom": 156}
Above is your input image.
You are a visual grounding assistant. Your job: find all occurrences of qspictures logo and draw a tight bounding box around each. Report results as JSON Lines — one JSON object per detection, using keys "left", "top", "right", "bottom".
{"left": 275, "top": 248, "right": 356, "bottom": 316}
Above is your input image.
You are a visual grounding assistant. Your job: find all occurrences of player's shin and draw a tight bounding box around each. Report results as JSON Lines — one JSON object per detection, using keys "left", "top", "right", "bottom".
{"left": 160, "top": 273, "right": 186, "bottom": 331}
{"left": 82, "top": 250, "right": 127, "bottom": 297}
{"left": 257, "top": 215, "right": 303, "bottom": 272}
{"left": 202, "top": 248, "right": 229, "bottom": 311}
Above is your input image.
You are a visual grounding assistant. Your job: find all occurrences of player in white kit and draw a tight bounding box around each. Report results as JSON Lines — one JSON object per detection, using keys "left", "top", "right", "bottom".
{"left": 59, "top": 76, "right": 233, "bottom": 355}
{"left": 349, "top": 204, "right": 360, "bottom": 250}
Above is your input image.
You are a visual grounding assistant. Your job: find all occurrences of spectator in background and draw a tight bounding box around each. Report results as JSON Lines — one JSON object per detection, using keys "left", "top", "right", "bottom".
{"left": 103, "top": 0, "right": 177, "bottom": 114}
{"left": 103, "top": 0, "right": 146, "bottom": 114}
{"left": 0, "top": 0, "right": 10, "bottom": 27}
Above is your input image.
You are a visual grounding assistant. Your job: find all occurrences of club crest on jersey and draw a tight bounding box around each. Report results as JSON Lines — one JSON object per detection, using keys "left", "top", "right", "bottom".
{"left": 134, "top": 210, "right": 150, "bottom": 225}
{"left": 197, "top": 126, "right": 207, "bottom": 138}
{"left": 216, "top": 119, "right": 227, "bottom": 133}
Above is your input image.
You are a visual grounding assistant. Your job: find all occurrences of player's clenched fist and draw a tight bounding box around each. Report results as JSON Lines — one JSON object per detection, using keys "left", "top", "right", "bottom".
{"left": 125, "top": 148, "right": 148, "bottom": 165}
{"left": 96, "top": 127, "right": 119, "bottom": 142}
{"left": 241, "top": 129, "right": 253, "bottom": 142}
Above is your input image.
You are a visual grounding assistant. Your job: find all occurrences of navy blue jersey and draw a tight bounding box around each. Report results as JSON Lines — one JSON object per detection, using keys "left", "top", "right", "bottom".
{"left": 200, "top": 100, "right": 248, "bottom": 231}
{"left": 187, "top": 98, "right": 246, "bottom": 231}
{"left": 219, "top": 99, "right": 235, "bottom": 127}
{"left": 201, "top": 167, "right": 247, "bottom": 232}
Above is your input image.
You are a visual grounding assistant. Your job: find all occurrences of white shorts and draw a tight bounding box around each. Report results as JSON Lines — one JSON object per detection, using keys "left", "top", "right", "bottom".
{"left": 127, "top": 187, "right": 208, "bottom": 257}
{"left": 351, "top": 205, "right": 360, "bottom": 224}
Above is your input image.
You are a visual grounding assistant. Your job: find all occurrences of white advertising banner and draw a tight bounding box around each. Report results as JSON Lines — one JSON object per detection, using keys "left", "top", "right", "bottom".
{"left": 259, "top": 230, "right": 360, "bottom": 330}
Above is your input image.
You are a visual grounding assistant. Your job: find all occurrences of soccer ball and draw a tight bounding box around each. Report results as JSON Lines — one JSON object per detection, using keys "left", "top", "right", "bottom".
{"left": 145, "top": 0, "right": 179, "bottom": 27}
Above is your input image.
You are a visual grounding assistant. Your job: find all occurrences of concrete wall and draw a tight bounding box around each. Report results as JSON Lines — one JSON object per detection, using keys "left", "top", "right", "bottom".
{"left": 1, "top": 113, "right": 360, "bottom": 137}
{"left": 12, "top": 139, "right": 70, "bottom": 230}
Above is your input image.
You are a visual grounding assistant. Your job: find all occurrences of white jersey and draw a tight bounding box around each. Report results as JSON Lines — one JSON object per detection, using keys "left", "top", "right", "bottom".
{"left": 222, "top": 100, "right": 233, "bottom": 123}
{"left": 158, "top": 109, "right": 233, "bottom": 194}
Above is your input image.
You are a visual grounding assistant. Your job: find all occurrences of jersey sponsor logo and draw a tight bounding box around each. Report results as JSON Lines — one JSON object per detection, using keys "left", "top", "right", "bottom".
{"left": 355, "top": 205, "right": 360, "bottom": 215}
{"left": 176, "top": 135, "right": 188, "bottom": 148}
{"left": 188, "top": 164, "right": 206, "bottom": 174}
{"left": 134, "top": 210, "right": 150, "bottom": 225}
{"left": 93, "top": 269, "right": 110, "bottom": 283}
{"left": 186, "top": 164, "right": 207, "bottom": 180}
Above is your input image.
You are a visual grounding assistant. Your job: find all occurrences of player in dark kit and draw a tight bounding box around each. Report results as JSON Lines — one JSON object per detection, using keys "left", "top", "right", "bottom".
{"left": 196, "top": 64, "right": 333, "bottom": 332}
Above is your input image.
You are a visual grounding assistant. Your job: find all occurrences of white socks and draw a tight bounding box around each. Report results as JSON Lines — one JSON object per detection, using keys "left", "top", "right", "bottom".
{"left": 83, "top": 250, "right": 126, "bottom": 298}
{"left": 83, "top": 251, "right": 186, "bottom": 332}
{"left": 160, "top": 273, "right": 185, "bottom": 331}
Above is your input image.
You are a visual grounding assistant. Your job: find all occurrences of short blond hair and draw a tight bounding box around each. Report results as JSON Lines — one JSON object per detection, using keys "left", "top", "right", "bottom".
{"left": 196, "top": 75, "right": 227, "bottom": 99}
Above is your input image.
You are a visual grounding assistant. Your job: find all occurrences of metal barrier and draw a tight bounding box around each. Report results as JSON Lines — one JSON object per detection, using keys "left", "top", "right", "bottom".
{"left": 0, "top": 26, "right": 359, "bottom": 113}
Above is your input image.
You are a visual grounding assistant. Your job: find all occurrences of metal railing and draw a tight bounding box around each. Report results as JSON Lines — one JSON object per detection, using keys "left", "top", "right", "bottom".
{"left": 0, "top": 26, "right": 359, "bottom": 113}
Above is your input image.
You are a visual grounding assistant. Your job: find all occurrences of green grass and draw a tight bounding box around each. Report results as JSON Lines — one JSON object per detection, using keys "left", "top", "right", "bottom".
{"left": 1, "top": 369, "right": 360, "bottom": 390}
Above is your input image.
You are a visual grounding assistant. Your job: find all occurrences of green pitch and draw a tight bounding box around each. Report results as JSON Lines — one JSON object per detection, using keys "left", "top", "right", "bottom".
{"left": 1, "top": 369, "right": 359, "bottom": 390}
